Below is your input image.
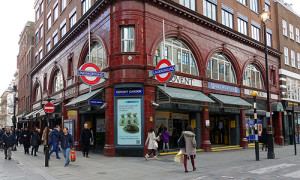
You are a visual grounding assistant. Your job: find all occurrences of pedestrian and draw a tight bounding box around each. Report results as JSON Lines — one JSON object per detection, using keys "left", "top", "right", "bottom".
{"left": 182, "top": 126, "right": 196, "bottom": 173}
{"left": 80, "top": 124, "right": 92, "bottom": 158}
{"left": 41, "top": 127, "right": 51, "bottom": 155}
{"left": 49, "top": 125, "right": 61, "bottom": 159}
{"left": 157, "top": 124, "right": 164, "bottom": 151}
{"left": 162, "top": 127, "right": 170, "bottom": 153}
{"left": 261, "top": 128, "right": 268, "bottom": 151}
{"left": 1, "top": 127, "right": 16, "bottom": 160}
{"left": 16, "top": 128, "right": 20, "bottom": 146}
{"left": 30, "top": 127, "right": 40, "bottom": 156}
{"left": 145, "top": 127, "right": 160, "bottom": 160}
{"left": 37, "top": 129, "right": 42, "bottom": 152}
{"left": 20, "top": 127, "right": 31, "bottom": 154}
{"left": 60, "top": 127, "right": 74, "bottom": 167}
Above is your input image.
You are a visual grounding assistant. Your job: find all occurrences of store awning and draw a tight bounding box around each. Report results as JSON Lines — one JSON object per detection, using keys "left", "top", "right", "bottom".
{"left": 65, "top": 88, "right": 104, "bottom": 108}
{"left": 25, "top": 110, "right": 39, "bottom": 119}
{"left": 157, "top": 86, "right": 214, "bottom": 105}
{"left": 271, "top": 102, "right": 284, "bottom": 112}
{"left": 210, "top": 93, "right": 252, "bottom": 108}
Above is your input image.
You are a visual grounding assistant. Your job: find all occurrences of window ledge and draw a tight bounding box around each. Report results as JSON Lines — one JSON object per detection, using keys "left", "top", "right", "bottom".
{"left": 60, "top": 8, "right": 66, "bottom": 15}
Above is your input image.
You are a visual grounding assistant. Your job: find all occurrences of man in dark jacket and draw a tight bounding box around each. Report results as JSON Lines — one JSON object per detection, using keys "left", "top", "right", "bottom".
{"left": 31, "top": 127, "right": 40, "bottom": 156}
{"left": 80, "top": 124, "right": 92, "bottom": 158}
{"left": 20, "top": 127, "right": 31, "bottom": 154}
{"left": 49, "top": 125, "right": 61, "bottom": 159}
{"left": 60, "top": 127, "right": 74, "bottom": 167}
{"left": 1, "top": 127, "right": 15, "bottom": 160}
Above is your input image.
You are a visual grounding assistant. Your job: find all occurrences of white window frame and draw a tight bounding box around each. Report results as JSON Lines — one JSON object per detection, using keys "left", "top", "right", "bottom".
{"left": 46, "top": 38, "right": 51, "bottom": 53}
{"left": 222, "top": 9, "right": 233, "bottom": 28}
{"left": 61, "top": 0, "right": 67, "bottom": 12}
{"left": 39, "top": 47, "right": 43, "bottom": 60}
{"left": 297, "top": 53, "right": 300, "bottom": 69}
{"left": 40, "top": 0, "right": 44, "bottom": 14}
{"left": 53, "top": 29, "right": 58, "bottom": 45}
{"left": 250, "top": 0, "right": 258, "bottom": 13}
{"left": 60, "top": 19, "right": 67, "bottom": 38}
{"left": 284, "top": 47, "right": 289, "bottom": 65}
{"left": 53, "top": 1, "right": 58, "bottom": 22}
{"left": 238, "top": 18, "right": 248, "bottom": 35}
{"left": 296, "top": 28, "right": 299, "bottom": 43}
{"left": 243, "top": 64, "right": 265, "bottom": 89}
{"left": 267, "top": 32, "right": 272, "bottom": 47}
{"left": 69, "top": 7, "right": 77, "bottom": 28}
{"left": 179, "top": 0, "right": 196, "bottom": 11}
{"left": 282, "top": 20, "right": 287, "bottom": 36}
{"left": 82, "top": 0, "right": 91, "bottom": 15}
{"left": 47, "top": 12, "right": 51, "bottom": 30}
{"left": 237, "top": 0, "right": 246, "bottom": 6}
{"left": 251, "top": 25, "right": 260, "bottom": 41}
{"left": 290, "top": 24, "right": 294, "bottom": 40}
{"left": 291, "top": 50, "right": 296, "bottom": 67}
{"left": 121, "top": 26, "right": 135, "bottom": 52}
{"left": 203, "top": 0, "right": 217, "bottom": 21}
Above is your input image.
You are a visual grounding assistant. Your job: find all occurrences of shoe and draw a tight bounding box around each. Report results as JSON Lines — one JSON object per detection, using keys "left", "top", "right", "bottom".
{"left": 154, "top": 156, "right": 158, "bottom": 160}
{"left": 83, "top": 154, "right": 85, "bottom": 157}
{"left": 145, "top": 154, "right": 149, "bottom": 160}
{"left": 86, "top": 155, "right": 89, "bottom": 158}
{"left": 56, "top": 157, "right": 61, "bottom": 159}
{"left": 8, "top": 158, "right": 11, "bottom": 160}
{"left": 34, "top": 154, "right": 37, "bottom": 156}
{"left": 185, "top": 171, "right": 188, "bottom": 173}
{"left": 5, "top": 157, "right": 7, "bottom": 159}
{"left": 193, "top": 167, "right": 196, "bottom": 171}
{"left": 64, "top": 164, "right": 68, "bottom": 167}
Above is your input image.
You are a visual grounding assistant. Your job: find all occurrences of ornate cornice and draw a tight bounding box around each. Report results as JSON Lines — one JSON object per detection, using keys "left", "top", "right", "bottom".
{"left": 146, "top": 0, "right": 281, "bottom": 57}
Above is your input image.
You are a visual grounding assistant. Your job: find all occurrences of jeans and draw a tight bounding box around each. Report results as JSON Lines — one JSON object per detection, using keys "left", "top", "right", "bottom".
{"left": 62, "top": 148, "right": 70, "bottom": 165}
{"left": 49, "top": 141, "right": 60, "bottom": 158}
{"left": 148, "top": 149, "right": 156, "bottom": 156}
{"left": 4, "top": 147, "right": 12, "bottom": 158}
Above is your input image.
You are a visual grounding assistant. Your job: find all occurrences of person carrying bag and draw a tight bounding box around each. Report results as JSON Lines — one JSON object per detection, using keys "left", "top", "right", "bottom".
{"left": 145, "top": 127, "right": 160, "bottom": 160}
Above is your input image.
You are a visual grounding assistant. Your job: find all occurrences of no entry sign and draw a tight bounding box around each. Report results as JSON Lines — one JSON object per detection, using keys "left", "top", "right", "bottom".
{"left": 150, "top": 59, "right": 176, "bottom": 83}
{"left": 76, "top": 63, "right": 108, "bottom": 85}
{"left": 44, "top": 103, "right": 55, "bottom": 113}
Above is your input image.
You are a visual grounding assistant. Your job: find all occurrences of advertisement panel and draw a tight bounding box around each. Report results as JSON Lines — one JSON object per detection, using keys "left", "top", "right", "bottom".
{"left": 117, "top": 98, "right": 142, "bottom": 145}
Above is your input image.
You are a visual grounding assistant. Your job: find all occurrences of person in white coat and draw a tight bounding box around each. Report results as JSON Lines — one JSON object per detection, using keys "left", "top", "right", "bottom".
{"left": 145, "top": 127, "right": 160, "bottom": 160}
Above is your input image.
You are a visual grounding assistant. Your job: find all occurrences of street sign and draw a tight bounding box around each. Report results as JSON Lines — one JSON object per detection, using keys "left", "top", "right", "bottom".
{"left": 89, "top": 99, "right": 104, "bottom": 105}
{"left": 44, "top": 103, "right": 55, "bottom": 113}
{"left": 150, "top": 59, "right": 176, "bottom": 83}
{"left": 76, "top": 63, "right": 108, "bottom": 85}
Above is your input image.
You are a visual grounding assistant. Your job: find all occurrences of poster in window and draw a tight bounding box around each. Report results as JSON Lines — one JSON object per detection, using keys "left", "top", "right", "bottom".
{"left": 117, "top": 98, "right": 141, "bottom": 145}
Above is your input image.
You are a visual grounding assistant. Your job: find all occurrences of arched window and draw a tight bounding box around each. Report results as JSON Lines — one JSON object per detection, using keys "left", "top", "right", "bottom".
{"left": 35, "top": 84, "right": 41, "bottom": 102}
{"left": 243, "top": 64, "right": 264, "bottom": 89}
{"left": 84, "top": 41, "right": 107, "bottom": 70}
{"left": 153, "top": 38, "right": 199, "bottom": 76}
{"left": 207, "top": 53, "right": 237, "bottom": 83}
{"left": 52, "top": 70, "right": 63, "bottom": 93}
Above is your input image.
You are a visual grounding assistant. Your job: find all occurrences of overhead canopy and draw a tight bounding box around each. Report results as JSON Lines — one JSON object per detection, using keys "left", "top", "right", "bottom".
{"left": 157, "top": 86, "right": 214, "bottom": 105}
{"left": 25, "top": 110, "right": 39, "bottom": 119}
{"left": 65, "top": 88, "right": 104, "bottom": 108}
{"left": 210, "top": 93, "right": 252, "bottom": 108}
{"left": 271, "top": 102, "right": 284, "bottom": 112}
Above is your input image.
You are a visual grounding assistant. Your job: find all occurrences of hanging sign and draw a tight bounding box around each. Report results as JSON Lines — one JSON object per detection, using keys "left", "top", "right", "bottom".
{"left": 44, "top": 103, "right": 55, "bottom": 114}
{"left": 76, "top": 63, "right": 108, "bottom": 85}
{"left": 149, "top": 59, "right": 177, "bottom": 83}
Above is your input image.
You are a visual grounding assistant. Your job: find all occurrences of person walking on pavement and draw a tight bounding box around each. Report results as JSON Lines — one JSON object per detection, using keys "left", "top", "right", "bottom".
{"left": 162, "top": 127, "right": 170, "bottom": 153}
{"left": 1, "top": 127, "right": 16, "bottom": 160}
{"left": 145, "top": 127, "right": 160, "bottom": 160}
{"left": 20, "top": 127, "right": 31, "bottom": 154}
{"left": 182, "top": 126, "right": 197, "bottom": 173}
{"left": 30, "top": 127, "right": 40, "bottom": 156}
{"left": 261, "top": 128, "right": 268, "bottom": 151}
{"left": 49, "top": 125, "right": 61, "bottom": 159}
{"left": 60, "top": 127, "right": 74, "bottom": 167}
{"left": 42, "top": 127, "right": 51, "bottom": 155}
{"left": 80, "top": 124, "right": 92, "bottom": 158}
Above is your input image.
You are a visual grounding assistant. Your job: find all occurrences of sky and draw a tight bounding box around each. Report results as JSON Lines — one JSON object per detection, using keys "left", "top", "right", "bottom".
{"left": 0, "top": 0, "right": 299, "bottom": 96}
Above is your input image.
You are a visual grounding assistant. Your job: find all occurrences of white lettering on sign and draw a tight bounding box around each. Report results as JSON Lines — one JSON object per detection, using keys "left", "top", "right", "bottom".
{"left": 170, "top": 75, "right": 202, "bottom": 87}
{"left": 244, "top": 89, "right": 279, "bottom": 100}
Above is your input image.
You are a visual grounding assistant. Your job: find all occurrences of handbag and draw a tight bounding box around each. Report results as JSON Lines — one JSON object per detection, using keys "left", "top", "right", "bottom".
{"left": 174, "top": 150, "right": 184, "bottom": 163}
{"left": 71, "top": 150, "right": 76, "bottom": 162}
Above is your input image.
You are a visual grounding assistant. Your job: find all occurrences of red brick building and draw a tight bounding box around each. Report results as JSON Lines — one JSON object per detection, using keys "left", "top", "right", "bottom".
{"left": 27, "top": 0, "right": 283, "bottom": 156}
{"left": 16, "top": 21, "right": 35, "bottom": 128}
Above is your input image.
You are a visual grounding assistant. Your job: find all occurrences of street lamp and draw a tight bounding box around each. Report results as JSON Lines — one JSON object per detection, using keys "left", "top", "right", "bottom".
{"left": 252, "top": 91, "right": 259, "bottom": 161}
{"left": 12, "top": 85, "right": 18, "bottom": 151}
{"left": 155, "top": 49, "right": 160, "bottom": 65}
{"left": 260, "top": 10, "right": 275, "bottom": 159}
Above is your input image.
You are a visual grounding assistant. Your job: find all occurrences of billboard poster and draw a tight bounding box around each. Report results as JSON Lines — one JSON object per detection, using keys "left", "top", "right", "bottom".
{"left": 117, "top": 98, "right": 141, "bottom": 145}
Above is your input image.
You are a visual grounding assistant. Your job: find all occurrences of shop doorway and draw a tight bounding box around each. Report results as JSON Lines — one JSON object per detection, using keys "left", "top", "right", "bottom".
{"left": 209, "top": 115, "right": 230, "bottom": 145}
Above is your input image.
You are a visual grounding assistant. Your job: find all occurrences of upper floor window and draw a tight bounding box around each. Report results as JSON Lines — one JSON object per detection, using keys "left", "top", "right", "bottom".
{"left": 39, "top": 47, "right": 43, "bottom": 60}
{"left": 222, "top": 9, "right": 233, "bottom": 29}
{"left": 40, "top": 0, "right": 44, "bottom": 14}
{"left": 47, "top": 13, "right": 51, "bottom": 30}
{"left": 85, "top": 42, "right": 108, "bottom": 70}
{"left": 69, "top": 8, "right": 77, "bottom": 28}
{"left": 35, "top": 31, "right": 39, "bottom": 45}
{"left": 250, "top": 0, "right": 258, "bottom": 13}
{"left": 267, "top": 32, "right": 272, "bottom": 47}
{"left": 203, "top": 0, "right": 217, "bottom": 21}
{"left": 207, "top": 53, "right": 236, "bottom": 83}
{"left": 284, "top": 47, "right": 289, "bottom": 65}
{"left": 154, "top": 38, "right": 199, "bottom": 76}
{"left": 286, "top": 77, "right": 300, "bottom": 101}
{"left": 121, "top": 26, "right": 135, "bottom": 52}
{"left": 46, "top": 38, "right": 51, "bottom": 53}
{"left": 35, "top": 52, "right": 38, "bottom": 64}
{"left": 53, "top": 30, "right": 58, "bottom": 45}
{"left": 251, "top": 25, "right": 260, "bottom": 41}
{"left": 61, "top": 0, "right": 67, "bottom": 12}
{"left": 282, "top": 20, "right": 287, "bottom": 36}
{"left": 179, "top": 0, "right": 196, "bottom": 11}
{"left": 52, "top": 70, "right": 63, "bottom": 93}
{"left": 296, "top": 28, "right": 300, "bottom": 43}
{"left": 265, "top": 1, "right": 270, "bottom": 18}
{"left": 53, "top": 3, "right": 58, "bottom": 21}
{"left": 60, "top": 21, "right": 66, "bottom": 38}
{"left": 36, "top": 8, "right": 40, "bottom": 21}
{"left": 290, "top": 24, "right": 294, "bottom": 40}
{"left": 291, "top": 50, "right": 296, "bottom": 67}
{"left": 35, "top": 84, "right": 41, "bottom": 102}
{"left": 243, "top": 64, "right": 264, "bottom": 89}
{"left": 297, "top": 53, "right": 300, "bottom": 69}
{"left": 238, "top": 18, "right": 248, "bottom": 35}
{"left": 82, "top": 0, "right": 91, "bottom": 15}
{"left": 237, "top": 0, "right": 246, "bottom": 6}
{"left": 39, "top": 24, "right": 43, "bottom": 39}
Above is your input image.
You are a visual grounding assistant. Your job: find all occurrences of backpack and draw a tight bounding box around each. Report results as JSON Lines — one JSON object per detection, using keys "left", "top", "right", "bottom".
{"left": 177, "top": 134, "right": 185, "bottom": 148}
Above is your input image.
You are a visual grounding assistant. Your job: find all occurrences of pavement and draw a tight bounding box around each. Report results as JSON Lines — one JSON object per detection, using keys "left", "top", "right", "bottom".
{"left": 0, "top": 144, "right": 300, "bottom": 180}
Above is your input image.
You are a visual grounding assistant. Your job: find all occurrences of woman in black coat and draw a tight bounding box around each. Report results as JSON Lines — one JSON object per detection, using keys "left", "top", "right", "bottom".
{"left": 21, "top": 127, "right": 31, "bottom": 154}
{"left": 31, "top": 127, "right": 40, "bottom": 156}
{"left": 261, "top": 128, "right": 268, "bottom": 151}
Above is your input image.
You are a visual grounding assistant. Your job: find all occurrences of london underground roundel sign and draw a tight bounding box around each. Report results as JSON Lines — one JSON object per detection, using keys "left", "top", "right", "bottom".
{"left": 44, "top": 103, "right": 55, "bottom": 114}
{"left": 153, "top": 59, "right": 176, "bottom": 83}
{"left": 76, "top": 63, "right": 105, "bottom": 85}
